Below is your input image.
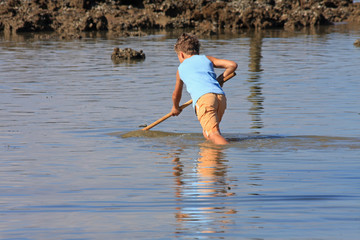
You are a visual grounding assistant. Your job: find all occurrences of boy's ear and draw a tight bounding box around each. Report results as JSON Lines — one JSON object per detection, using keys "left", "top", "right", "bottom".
{"left": 177, "top": 51, "right": 186, "bottom": 62}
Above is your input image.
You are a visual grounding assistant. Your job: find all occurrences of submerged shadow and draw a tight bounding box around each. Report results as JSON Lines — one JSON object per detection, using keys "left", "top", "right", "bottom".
{"left": 111, "top": 130, "right": 360, "bottom": 151}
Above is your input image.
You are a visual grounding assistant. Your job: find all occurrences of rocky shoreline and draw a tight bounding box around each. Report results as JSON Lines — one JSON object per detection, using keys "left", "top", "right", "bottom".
{"left": 1, "top": 0, "right": 360, "bottom": 38}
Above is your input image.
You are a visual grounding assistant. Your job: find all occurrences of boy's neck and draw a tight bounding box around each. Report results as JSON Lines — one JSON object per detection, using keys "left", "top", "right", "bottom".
{"left": 178, "top": 51, "right": 197, "bottom": 63}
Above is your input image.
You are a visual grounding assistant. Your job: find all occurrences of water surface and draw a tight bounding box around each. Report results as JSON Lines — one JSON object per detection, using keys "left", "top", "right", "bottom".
{"left": 1, "top": 24, "right": 360, "bottom": 239}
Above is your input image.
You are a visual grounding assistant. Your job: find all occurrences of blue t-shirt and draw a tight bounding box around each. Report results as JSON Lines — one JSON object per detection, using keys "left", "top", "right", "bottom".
{"left": 178, "top": 55, "right": 225, "bottom": 107}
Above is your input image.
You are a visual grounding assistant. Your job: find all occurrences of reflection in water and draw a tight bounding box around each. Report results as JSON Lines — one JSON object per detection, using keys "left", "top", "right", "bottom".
{"left": 248, "top": 31, "right": 265, "bottom": 133}
{"left": 172, "top": 144, "right": 236, "bottom": 238}
{"left": 247, "top": 163, "right": 264, "bottom": 193}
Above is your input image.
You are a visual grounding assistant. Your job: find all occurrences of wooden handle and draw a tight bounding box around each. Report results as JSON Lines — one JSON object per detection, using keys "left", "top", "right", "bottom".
{"left": 142, "top": 72, "right": 236, "bottom": 131}
{"left": 141, "top": 99, "right": 192, "bottom": 131}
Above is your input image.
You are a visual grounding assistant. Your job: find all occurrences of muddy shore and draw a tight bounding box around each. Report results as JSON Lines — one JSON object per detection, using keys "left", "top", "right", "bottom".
{"left": 1, "top": 0, "right": 360, "bottom": 38}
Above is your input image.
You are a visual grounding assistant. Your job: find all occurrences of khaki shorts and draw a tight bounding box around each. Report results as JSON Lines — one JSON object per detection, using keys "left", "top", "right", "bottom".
{"left": 195, "top": 93, "right": 227, "bottom": 137}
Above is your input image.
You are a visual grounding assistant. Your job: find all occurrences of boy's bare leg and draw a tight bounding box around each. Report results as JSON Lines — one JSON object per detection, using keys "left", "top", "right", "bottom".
{"left": 209, "top": 133, "right": 228, "bottom": 145}
{"left": 204, "top": 130, "right": 228, "bottom": 145}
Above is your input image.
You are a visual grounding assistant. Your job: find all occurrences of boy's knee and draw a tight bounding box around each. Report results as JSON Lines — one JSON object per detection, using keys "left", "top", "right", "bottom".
{"left": 203, "top": 127, "right": 220, "bottom": 139}
{"left": 202, "top": 130, "right": 209, "bottom": 139}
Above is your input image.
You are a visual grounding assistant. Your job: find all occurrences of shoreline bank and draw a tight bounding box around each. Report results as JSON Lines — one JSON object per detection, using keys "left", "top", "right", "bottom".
{"left": 1, "top": 0, "right": 360, "bottom": 39}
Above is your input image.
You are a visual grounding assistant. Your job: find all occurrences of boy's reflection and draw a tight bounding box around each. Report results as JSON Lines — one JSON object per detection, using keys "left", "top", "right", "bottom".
{"left": 172, "top": 144, "right": 236, "bottom": 237}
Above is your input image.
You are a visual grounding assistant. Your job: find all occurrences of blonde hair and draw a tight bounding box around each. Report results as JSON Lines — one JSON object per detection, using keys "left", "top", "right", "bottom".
{"left": 174, "top": 33, "right": 200, "bottom": 55}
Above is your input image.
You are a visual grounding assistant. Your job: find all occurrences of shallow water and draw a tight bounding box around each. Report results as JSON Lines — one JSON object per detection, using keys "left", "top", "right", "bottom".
{"left": 1, "top": 24, "right": 360, "bottom": 239}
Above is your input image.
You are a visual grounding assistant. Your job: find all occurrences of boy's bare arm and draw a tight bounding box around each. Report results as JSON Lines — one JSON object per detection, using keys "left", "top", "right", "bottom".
{"left": 207, "top": 56, "right": 238, "bottom": 78}
{"left": 171, "top": 70, "right": 183, "bottom": 116}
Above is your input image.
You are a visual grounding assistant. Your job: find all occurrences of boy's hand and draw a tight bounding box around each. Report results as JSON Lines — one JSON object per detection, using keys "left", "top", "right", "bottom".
{"left": 171, "top": 106, "right": 182, "bottom": 116}
{"left": 216, "top": 73, "right": 225, "bottom": 87}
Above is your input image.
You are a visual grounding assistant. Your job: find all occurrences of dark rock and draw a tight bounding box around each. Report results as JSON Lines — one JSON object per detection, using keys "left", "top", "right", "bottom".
{"left": 111, "top": 47, "right": 145, "bottom": 63}
{"left": 354, "top": 39, "right": 360, "bottom": 47}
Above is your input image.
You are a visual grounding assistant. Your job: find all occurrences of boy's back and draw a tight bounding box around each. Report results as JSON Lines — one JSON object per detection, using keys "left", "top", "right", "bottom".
{"left": 178, "top": 55, "right": 224, "bottom": 107}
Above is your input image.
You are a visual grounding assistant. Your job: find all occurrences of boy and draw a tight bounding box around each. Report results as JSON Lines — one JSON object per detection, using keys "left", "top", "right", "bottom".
{"left": 171, "top": 33, "right": 237, "bottom": 145}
